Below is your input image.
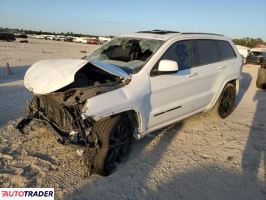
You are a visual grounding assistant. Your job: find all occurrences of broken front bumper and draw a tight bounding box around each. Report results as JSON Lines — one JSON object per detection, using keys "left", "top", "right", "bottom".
{"left": 17, "top": 95, "right": 93, "bottom": 146}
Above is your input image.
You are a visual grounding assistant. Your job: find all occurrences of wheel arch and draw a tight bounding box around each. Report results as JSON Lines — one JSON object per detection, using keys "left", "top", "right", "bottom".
{"left": 94, "top": 109, "right": 143, "bottom": 139}
{"left": 208, "top": 78, "right": 239, "bottom": 111}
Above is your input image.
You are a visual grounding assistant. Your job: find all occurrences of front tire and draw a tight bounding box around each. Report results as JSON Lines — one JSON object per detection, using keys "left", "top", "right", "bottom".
{"left": 93, "top": 115, "right": 132, "bottom": 176}
{"left": 212, "top": 83, "right": 236, "bottom": 118}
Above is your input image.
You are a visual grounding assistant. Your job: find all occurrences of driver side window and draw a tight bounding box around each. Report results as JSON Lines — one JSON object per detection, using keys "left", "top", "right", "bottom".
{"left": 151, "top": 40, "right": 195, "bottom": 76}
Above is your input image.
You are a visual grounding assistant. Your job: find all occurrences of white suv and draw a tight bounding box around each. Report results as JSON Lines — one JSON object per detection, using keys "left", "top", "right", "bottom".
{"left": 18, "top": 30, "right": 243, "bottom": 176}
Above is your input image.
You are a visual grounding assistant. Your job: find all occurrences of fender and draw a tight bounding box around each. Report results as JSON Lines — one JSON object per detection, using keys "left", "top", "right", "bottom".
{"left": 207, "top": 77, "right": 240, "bottom": 111}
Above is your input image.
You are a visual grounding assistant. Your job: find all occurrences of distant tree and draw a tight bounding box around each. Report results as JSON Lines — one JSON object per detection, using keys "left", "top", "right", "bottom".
{"left": 233, "top": 38, "right": 266, "bottom": 48}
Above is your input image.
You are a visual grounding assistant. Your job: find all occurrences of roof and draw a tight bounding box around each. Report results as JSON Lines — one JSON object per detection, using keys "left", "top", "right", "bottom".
{"left": 119, "top": 30, "right": 225, "bottom": 41}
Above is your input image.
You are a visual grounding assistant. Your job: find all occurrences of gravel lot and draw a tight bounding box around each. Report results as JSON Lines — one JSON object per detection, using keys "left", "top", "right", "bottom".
{"left": 0, "top": 39, "right": 265, "bottom": 200}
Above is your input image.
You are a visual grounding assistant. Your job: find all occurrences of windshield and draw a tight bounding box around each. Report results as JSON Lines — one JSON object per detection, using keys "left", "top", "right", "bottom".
{"left": 84, "top": 37, "right": 164, "bottom": 74}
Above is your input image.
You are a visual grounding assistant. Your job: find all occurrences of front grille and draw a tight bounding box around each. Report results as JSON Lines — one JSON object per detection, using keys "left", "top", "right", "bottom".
{"left": 31, "top": 95, "right": 78, "bottom": 133}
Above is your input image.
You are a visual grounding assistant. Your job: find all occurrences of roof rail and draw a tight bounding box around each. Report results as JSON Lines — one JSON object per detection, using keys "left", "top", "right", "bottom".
{"left": 181, "top": 32, "right": 223, "bottom": 36}
{"left": 136, "top": 30, "right": 223, "bottom": 36}
{"left": 137, "top": 30, "right": 180, "bottom": 34}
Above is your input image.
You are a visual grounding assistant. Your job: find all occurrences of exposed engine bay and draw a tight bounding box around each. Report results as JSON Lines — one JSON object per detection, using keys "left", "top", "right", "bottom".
{"left": 17, "top": 62, "right": 126, "bottom": 147}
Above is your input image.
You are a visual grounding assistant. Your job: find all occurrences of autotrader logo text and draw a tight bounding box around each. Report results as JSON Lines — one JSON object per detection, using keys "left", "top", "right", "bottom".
{"left": 0, "top": 188, "right": 54, "bottom": 200}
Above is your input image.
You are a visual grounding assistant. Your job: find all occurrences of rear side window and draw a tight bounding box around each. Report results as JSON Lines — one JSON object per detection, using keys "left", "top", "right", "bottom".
{"left": 216, "top": 40, "right": 236, "bottom": 60}
{"left": 197, "top": 40, "right": 220, "bottom": 65}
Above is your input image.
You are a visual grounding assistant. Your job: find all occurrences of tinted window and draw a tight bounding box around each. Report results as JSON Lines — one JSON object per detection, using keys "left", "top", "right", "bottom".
{"left": 216, "top": 40, "right": 236, "bottom": 60}
{"left": 249, "top": 51, "right": 263, "bottom": 57}
{"left": 197, "top": 40, "right": 220, "bottom": 65}
{"left": 160, "top": 40, "right": 194, "bottom": 70}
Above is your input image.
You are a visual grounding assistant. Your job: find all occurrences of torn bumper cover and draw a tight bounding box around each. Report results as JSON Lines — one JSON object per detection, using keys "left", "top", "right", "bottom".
{"left": 17, "top": 95, "right": 93, "bottom": 146}
{"left": 17, "top": 94, "right": 102, "bottom": 175}
{"left": 17, "top": 83, "right": 122, "bottom": 147}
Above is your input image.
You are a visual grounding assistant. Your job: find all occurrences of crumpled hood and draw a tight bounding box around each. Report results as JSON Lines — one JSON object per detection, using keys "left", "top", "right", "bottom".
{"left": 24, "top": 59, "right": 130, "bottom": 94}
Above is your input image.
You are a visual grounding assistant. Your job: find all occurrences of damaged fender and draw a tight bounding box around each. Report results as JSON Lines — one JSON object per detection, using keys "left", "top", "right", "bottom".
{"left": 82, "top": 74, "right": 152, "bottom": 134}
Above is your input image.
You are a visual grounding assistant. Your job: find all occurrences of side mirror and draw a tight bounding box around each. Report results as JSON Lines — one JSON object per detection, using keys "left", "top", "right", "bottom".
{"left": 158, "top": 60, "right": 178, "bottom": 73}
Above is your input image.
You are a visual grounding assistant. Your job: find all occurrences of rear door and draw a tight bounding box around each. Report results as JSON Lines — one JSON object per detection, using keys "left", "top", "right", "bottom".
{"left": 194, "top": 39, "right": 239, "bottom": 110}
{"left": 215, "top": 40, "right": 239, "bottom": 78}
{"left": 184, "top": 39, "right": 221, "bottom": 111}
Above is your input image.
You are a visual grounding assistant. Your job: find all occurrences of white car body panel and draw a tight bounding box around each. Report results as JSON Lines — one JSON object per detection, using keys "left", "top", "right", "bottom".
{"left": 82, "top": 34, "right": 242, "bottom": 138}
{"left": 90, "top": 61, "right": 131, "bottom": 80}
{"left": 24, "top": 59, "right": 89, "bottom": 94}
{"left": 82, "top": 72, "right": 151, "bottom": 133}
{"left": 24, "top": 59, "right": 130, "bottom": 95}
{"left": 24, "top": 32, "right": 243, "bottom": 139}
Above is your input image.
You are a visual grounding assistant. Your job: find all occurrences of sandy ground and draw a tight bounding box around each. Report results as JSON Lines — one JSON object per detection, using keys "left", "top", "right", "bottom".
{"left": 0, "top": 39, "right": 266, "bottom": 200}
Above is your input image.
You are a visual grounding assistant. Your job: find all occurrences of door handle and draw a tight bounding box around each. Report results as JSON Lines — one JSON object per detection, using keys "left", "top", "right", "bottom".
{"left": 186, "top": 73, "right": 198, "bottom": 77}
{"left": 218, "top": 65, "right": 226, "bottom": 69}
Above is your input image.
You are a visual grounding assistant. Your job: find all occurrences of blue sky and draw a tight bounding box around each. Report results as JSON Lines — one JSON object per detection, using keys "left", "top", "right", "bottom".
{"left": 0, "top": 0, "right": 266, "bottom": 40}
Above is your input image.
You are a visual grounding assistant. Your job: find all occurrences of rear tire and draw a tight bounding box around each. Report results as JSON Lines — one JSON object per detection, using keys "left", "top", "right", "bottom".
{"left": 93, "top": 115, "right": 132, "bottom": 176}
{"left": 212, "top": 83, "right": 236, "bottom": 118}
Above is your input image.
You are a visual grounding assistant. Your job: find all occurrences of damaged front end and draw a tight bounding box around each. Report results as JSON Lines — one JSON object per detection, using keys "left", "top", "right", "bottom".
{"left": 18, "top": 85, "right": 121, "bottom": 146}
{"left": 17, "top": 59, "right": 129, "bottom": 149}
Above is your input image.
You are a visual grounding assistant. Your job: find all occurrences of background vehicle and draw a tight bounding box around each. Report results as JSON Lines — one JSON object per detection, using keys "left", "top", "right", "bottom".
{"left": 99, "top": 36, "right": 112, "bottom": 44}
{"left": 73, "top": 37, "right": 86, "bottom": 43}
{"left": 87, "top": 37, "right": 99, "bottom": 44}
{"left": 256, "top": 58, "right": 266, "bottom": 89}
{"left": 64, "top": 36, "right": 73, "bottom": 42}
{"left": 15, "top": 34, "right": 28, "bottom": 39}
{"left": 19, "top": 30, "right": 243, "bottom": 176}
{"left": 46, "top": 35, "right": 55, "bottom": 40}
{"left": 246, "top": 48, "right": 266, "bottom": 65}
{"left": 0, "top": 33, "right": 16, "bottom": 41}
{"left": 236, "top": 45, "right": 250, "bottom": 63}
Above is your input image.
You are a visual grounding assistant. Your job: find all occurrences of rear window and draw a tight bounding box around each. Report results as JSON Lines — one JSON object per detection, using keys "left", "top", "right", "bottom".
{"left": 197, "top": 40, "right": 220, "bottom": 65}
{"left": 216, "top": 40, "right": 236, "bottom": 60}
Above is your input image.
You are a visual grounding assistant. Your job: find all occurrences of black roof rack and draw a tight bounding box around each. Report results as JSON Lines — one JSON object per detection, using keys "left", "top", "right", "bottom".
{"left": 137, "top": 30, "right": 180, "bottom": 34}
{"left": 181, "top": 32, "right": 223, "bottom": 36}
{"left": 137, "top": 30, "right": 223, "bottom": 36}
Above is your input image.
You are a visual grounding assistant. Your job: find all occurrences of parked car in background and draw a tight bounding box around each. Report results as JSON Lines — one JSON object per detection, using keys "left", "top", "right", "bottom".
{"left": 246, "top": 48, "right": 266, "bottom": 65}
{"left": 256, "top": 58, "right": 266, "bottom": 89}
{"left": 54, "top": 35, "right": 65, "bottom": 41}
{"left": 236, "top": 45, "right": 250, "bottom": 62}
{"left": 87, "top": 37, "right": 99, "bottom": 44}
{"left": 262, "top": 58, "right": 266, "bottom": 68}
{"left": 16, "top": 34, "right": 28, "bottom": 39}
{"left": 81, "top": 38, "right": 89, "bottom": 44}
{"left": 18, "top": 30, "right": 243, "bottom": 176}
{"left": 35, "top": 35, "right": 48, "bottom": 39}
{"left": 0, "top": 33, "right": 16, "bottom": 41}
{"left": 64, "top": 36, "right": 73, "bottom": 42}
{"left": 46, "top": 35, "right": 55, "bottom": 40}
{"left": 99, "top": 36, "right": 112, "bottom": 44}
{"left": 73, "top": 37, "right": 86, "bottom": 43}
